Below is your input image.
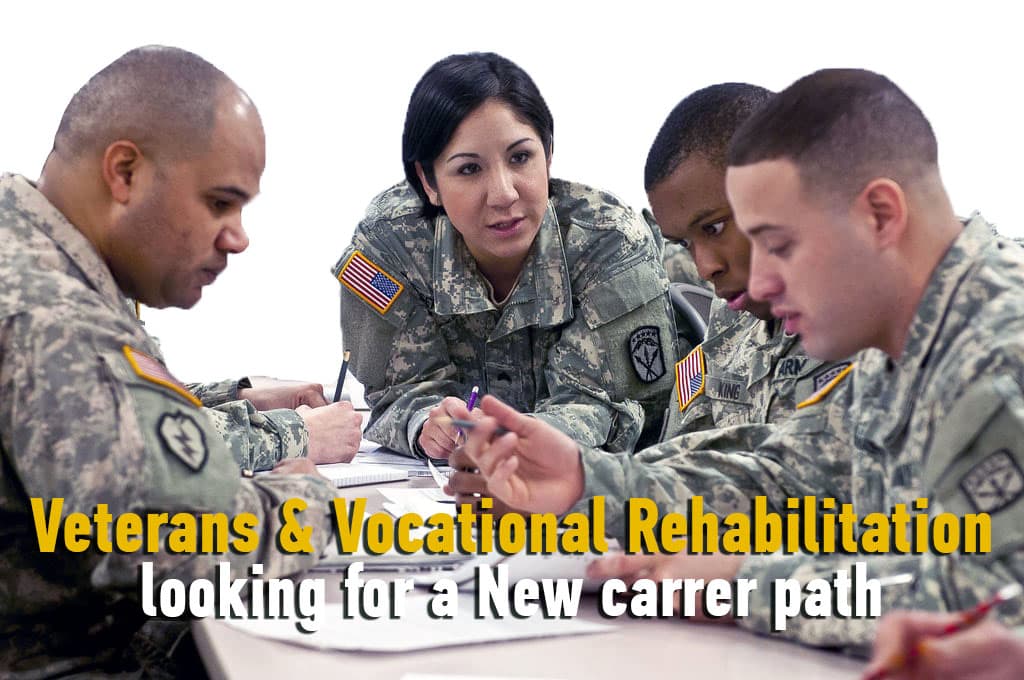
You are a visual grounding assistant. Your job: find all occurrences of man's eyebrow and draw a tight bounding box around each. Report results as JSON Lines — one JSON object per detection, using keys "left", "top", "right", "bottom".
{"left": 687, "top": 208, "right": 721, "bottom": 230}
{"left": 213, "top": 186, "right": 252, "bottom": 202}
{"left": 745, "top": 223, "right": 783, "bottom": 238}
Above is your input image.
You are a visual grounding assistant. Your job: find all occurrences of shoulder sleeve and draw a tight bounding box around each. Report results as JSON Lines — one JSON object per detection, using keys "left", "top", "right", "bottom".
{"left": 332, "top": 191, "right": 463, "bottom": 456}
{"left": 1, "top": 306, "right": 337, "bottom": 595}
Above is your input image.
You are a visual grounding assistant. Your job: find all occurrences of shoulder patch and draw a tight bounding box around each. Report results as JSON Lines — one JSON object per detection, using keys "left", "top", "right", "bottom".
{"left": 157, "top": 411, "right": 209, "bottom": 471}
{"left": 960, "top": 449, "right": 1024, "bottom": 514}
{"left": 337, "top": 250, "right": 404, "bottom": 315}
{"left": 123, "top": 346, "right": 201, "bottom": 407}
{"left": 797, "top": 362, "right": 854, "bottom": 409}
{"left": 675, "top": 345, "right": 706, "bottom": 412}
{"left": 629, "top": 326, "right": 666, "bottom": 383}
{"left": 812, "top": 361, "right": 852, "bottom": 392}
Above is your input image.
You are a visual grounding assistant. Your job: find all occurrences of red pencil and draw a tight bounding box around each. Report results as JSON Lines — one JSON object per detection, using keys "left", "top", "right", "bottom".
{"left": 865, "top": 582, "right": 1023, "bottom": 680}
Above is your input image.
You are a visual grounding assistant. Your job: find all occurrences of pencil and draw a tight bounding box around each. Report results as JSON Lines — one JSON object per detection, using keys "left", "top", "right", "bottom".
{"left": 455, "top": 386, "right": 480, "bottom": 444}
{"left": 865, "top": 582, "right": 1023, "bottom": 679}
{"left": 436, "top": 416, "right": 509, "bottom": 437}
{"left": 332, "top": 350, "right": 351, "bottom": 403}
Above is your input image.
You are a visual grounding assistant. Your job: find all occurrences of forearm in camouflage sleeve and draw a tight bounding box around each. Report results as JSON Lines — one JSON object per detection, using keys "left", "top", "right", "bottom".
{"left": 731, "top": 549, "right": 1023, "bottom": 655}
{"left": 203, "top": 403, "right": 309, "bottom": 471}
{"left": 578, "top": 382, "right": 856, "bottom": 540}
{"left": 93, "top": 473, "right": 340, "bottom": 591}
{"left": 734, "top": 552, "right": 921, "bottom": 655}
{"left": 186, "top": 378, "right": 242, "bottom": 406}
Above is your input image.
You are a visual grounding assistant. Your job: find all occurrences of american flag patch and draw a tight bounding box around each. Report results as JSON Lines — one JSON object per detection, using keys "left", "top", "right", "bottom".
{"left": 675, "top": 346, "right": 706, "bottom": 412}
{"left": 122, "top": 346, "right": 201, "bottom": 407}
{"left": 338, "top": 250, "right": 404, "bottom": 315}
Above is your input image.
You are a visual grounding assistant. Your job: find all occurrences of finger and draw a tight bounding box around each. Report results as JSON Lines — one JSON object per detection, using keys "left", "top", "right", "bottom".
{"left": 472, "top": 428, "right": 519, "bottom": 478}
{"left": 449, "top": 448, "right": 479, "bottom": 472}
{"left": 441, "top": 396, "right": 468, "bottom": 415}
{"left": 301, "top": 387, "right": 329, "bottom": 408}
{"left": 295, "top": 404, "right": 312, "bottom": 414}
{"left": 455, "top": 492, "right": 483, "bottom": 507}
{"left": 449, "top": 469, "right": 488, "bottom": 496}
{"left": 422, "top": 437, "right": 452, "bottom": 459}
{"left": 486, "top": 454, "right": 520, "bottom": 504}
{"left": 459, "top": 414, "right": 502, "bottom": 468}
{"left": 479, "top": 395, "right": 534, "bottom": 435}
{"left": 865, "top": 610, "right": 962, "bottom": 677}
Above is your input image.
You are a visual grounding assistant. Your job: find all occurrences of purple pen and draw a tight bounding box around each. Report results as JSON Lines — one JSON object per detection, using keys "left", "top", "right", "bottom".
{"left": 466, "top": 385, "right": 480, "bottom": 411}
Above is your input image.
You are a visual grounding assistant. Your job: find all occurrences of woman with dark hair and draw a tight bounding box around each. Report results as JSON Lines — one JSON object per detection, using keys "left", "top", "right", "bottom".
{"left": 333, "top": 52, "right": 675, "bottom": 461}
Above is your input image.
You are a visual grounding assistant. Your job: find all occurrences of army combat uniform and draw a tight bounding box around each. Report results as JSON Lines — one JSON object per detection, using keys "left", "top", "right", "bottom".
{"left": 726, "top": 215, "right": 1024, "bottom": 651}
{"left": 0, "top": 174, "right": 337, "bottom": 674}
{"left": 664, "top": 297, "right": 853, "bottom": 439}
{"left": 335, "top": 179, "right": 676, "bottom": 456}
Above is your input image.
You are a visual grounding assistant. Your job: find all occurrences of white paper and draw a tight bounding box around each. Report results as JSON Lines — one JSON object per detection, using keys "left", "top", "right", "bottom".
{"left": 379, "top": 487, "right": 457, "bottom": 518}
{"left": 222, "top": 593, "right": 611, "bottom": 652}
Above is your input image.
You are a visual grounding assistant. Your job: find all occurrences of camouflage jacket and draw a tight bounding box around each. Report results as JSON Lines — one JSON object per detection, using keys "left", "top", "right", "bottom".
{"left": 664, "top": 297, "right": 851, "bottom": 439}
{"left": 0, "top": 174, "right": 336, "bottom": 674}
{"left": 733, "top": 215, "right": 1024, "bottom": 652}
{"left": 335, "top": 179, "right": 676, "bottom": 455}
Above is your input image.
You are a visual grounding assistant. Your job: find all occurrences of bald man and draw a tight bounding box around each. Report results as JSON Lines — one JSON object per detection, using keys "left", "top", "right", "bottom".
{"left": 0, "top": 46, "right": 347, "bottom": 675}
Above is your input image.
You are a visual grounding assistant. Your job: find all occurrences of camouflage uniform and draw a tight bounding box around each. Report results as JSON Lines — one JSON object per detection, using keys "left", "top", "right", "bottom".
{"left": 335, "top": 179, "right": 676, "bottom": 456}
{"left": 0, "top": 174, "right": 337, "bottom": 675}
{"left": 663, "top": 297, "right": 852, "bottom": 438}
{"left": 731, "top": 215, "right": 1024, "bottom": 652}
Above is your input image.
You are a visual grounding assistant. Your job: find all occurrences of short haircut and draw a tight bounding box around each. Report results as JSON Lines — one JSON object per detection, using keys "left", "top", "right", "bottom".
{"left": 644, "top": 83, "right": 773, "bottom": 192}
{"left": 53, "top": 45, "right": 233, "bottom": 161}
{"left": 727, "top": 69, "right": 938, "bottom": 201}
{"left": 402, "top": 52, "right": 554, "bottom": 219}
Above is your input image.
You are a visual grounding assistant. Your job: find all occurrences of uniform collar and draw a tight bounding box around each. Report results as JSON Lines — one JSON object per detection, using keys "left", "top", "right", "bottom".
{"left": 431, "top": 202, "right": 574, "bottom": 337}
{"left": 896, "top": 213, "right": 995, "bottom": 371}
{"left": 2, "top": 173, "right": 130, "bottom": 313}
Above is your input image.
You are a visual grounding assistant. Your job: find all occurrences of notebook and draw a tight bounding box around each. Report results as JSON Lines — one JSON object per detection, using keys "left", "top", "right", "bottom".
{"left": 315, "top": 462, "right": 407, "bottom": 488}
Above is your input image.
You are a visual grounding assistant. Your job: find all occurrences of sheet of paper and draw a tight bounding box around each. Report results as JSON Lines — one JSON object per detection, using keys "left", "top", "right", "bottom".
{"left": 379, "top": 487, "right": 456, "bottom": 517}
{"left": 223, "top": 593, "right": 611, "bottom": 652}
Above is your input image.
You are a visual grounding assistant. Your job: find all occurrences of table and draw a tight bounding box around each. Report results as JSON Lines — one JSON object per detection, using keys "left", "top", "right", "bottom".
{"left": 193, "top": 481, "right": 867, "bottom": 680}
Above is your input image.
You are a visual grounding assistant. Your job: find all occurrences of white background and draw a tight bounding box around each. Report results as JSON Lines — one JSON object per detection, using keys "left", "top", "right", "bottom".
{"left": 3, "top": 1, "right": 1022, "bottom": 386}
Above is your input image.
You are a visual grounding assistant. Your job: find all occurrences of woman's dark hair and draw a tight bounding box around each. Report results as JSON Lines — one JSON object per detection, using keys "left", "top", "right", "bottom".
{"left": 402, "top": 52, "right": 554, "bottom": 219}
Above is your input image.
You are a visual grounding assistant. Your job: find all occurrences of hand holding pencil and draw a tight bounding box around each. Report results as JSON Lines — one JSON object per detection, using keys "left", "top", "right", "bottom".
{"left": 863, "top": 583, "right": 1024, "bottom": 680}
{"left": 446, "top": 394, "right": 585, "bottom": 515}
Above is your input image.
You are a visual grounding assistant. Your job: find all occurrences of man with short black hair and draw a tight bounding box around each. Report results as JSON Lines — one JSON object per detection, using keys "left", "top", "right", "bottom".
{"left": 463, "top": 68, "right": 1024, "bottom": 652}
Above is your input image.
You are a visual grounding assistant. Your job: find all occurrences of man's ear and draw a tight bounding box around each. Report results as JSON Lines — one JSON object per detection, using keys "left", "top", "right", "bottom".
{"left": 101, "top": 140, "right": 144, "bottom": 204}
{"left": 857, "top": 177, "right": 908, "bottom": 249}
{"left": 414, "top": 161, "right": 441, "bottom": 206}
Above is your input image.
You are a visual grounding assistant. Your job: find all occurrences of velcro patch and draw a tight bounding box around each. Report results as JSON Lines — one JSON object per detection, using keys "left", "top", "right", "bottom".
{"left": 123, "top": 346, "right": 201, "bottom": 407}
{"left": 797, "top": 362, "right": 854, "bottom": 409}
{"left": 707, "top": 376, "right": 751, "bottom": 404}
{"left": 157, "top": 411, "right": 209, "bottom": 471}
{"left": 812, "top": 361, "right": 852, "bottom": 392}
{"left": 675, "top": 346, "right": 706, "bottom": 411}
{"left": 775, "top": 356, "right": 809, "bottom": 379}
{"left": 338, "top": 250, "right": 404, "bottom": 314}
{"left": 629, "top": 326, "right": 666, "bottom": 383}
{"left": 960, "top": 449, "right": 1024, "bottom": 514}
